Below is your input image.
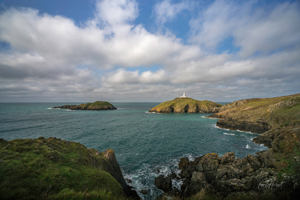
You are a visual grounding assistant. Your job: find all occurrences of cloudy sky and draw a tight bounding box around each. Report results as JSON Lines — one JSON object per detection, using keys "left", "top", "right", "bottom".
{"left": 0, "top": 0, "right": 299, "bottom": 102}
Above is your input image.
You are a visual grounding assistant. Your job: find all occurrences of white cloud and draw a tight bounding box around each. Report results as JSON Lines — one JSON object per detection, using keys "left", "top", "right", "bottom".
{"left": 153, "top": 0, "right": 191, "bottom": 25}
{"left": 104, "top": 68, "right": 168, "bottom": 84}
{"left": 190, "top": 0, "right": 300, "bottom": 56}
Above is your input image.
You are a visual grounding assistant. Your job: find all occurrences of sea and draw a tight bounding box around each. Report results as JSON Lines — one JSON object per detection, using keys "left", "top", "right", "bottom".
{"left": 0, "top": 102, "right": 267, "bottom": 199}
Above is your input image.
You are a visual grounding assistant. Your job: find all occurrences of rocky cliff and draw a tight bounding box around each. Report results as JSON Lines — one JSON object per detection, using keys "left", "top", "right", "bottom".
{"left": 155, "top": 94, "right": 300, "bottom": 199}
{"left": 149, "top": 98, "right": 222, "bottom": 113}
{"left": 0, "top": 137, "right": 139, "bottom": 199}
{"left": 53, "top": 101, "right": 117, "bottom": 110}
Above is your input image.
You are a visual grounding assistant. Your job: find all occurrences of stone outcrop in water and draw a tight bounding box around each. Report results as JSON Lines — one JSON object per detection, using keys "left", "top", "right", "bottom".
{"left": 149, "top": 98, "right": 222, "bottom": 113}
{"left": 53, "top": 101, "right": 117, "bottom": 110}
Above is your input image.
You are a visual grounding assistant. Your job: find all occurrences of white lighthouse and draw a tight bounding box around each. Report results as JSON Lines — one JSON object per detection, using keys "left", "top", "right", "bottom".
{"left": 179, "top": 92, "right": 190, "bottom": 98}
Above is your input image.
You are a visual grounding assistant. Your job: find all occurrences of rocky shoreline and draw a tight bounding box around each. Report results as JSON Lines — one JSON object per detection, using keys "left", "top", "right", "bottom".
{"left": 154, "top": 94, "right": 300, "bottom": 199}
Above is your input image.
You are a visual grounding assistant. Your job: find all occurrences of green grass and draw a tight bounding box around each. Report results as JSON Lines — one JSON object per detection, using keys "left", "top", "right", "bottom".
{"left": 150, "top": 98, "right": 222, "bottom": 112}
{"left": 76, "top": 101, "right": 116, "bottom": 110}
{"left": 0, "top": 137, "right": 128, "bottom": 200}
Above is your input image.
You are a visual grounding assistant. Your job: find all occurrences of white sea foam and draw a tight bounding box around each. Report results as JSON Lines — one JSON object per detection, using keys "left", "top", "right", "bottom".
{"left": 224, "top": 133, "right": 235, "bottom": 136}
{"left": 246, "top": 144, "right": 251, "bottom": 149}
{"left": 237, "top": 129, "right": 255, "bottom": 134}
{"left": 214, "top": 124, "right": 231, "bottom": 131}
{"left": 47, "top": 108, "right": 52, "bottom": 109}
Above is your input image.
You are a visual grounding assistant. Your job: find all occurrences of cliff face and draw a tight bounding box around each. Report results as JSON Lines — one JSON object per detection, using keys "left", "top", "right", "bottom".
{"left": 53, "top": 101, "right": 117, "bottom": 110}
{"left": 149, "top": 98, "right": 222, "bottom": 113}
{"left": 0, "top": 137, "right": 138, "bottom": 200}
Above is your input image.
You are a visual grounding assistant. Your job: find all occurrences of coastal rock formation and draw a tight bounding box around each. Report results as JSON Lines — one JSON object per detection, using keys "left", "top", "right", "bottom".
{"left": 209, "top": 93, "right": 300, "bottom": 133}
{"left": 149, "top": 98, "right": 222, "bottom": 113}
{"left": 155, "top": 93, "right": 300, "bottom": 199}
{"left": 53, "top": 101, "right": 117, "bottom": 110}
{"left": 0, "top": 137, "right": 139, "bottom": 199}
{"left": 155, "top": 151, "right": 297, "bottom": 199}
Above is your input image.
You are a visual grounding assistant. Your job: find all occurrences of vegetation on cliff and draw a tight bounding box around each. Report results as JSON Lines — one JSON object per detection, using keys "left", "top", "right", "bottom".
{"left": 0, "top": 137, "right": 137, "bottom": 200}
{"left": 53, "top": 101, "right": 117, "bottom": 110}
{"left": 210, "top": 93, "right": 300, "bottom": 133}
{"left": 149, "top": 98, "right": 222, "bottom": 113}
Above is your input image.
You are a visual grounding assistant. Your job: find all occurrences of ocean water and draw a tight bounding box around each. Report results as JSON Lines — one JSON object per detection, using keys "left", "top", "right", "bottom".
{"left": 0, "top": 102, "right": 267, "bottom": 199}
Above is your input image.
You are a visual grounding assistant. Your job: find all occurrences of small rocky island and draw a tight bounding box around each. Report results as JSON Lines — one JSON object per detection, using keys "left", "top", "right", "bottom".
{"left": 53, "top": 101, "right": 117, "bottom": 110}
{"left": 149, "top": 93, "right": 222, "bottom": 113}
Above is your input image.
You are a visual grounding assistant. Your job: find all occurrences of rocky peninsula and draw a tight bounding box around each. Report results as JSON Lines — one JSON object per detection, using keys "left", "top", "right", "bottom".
{"left": 0, "top": 137, "right": 139, "bottom": 199}
{"left": 155, "top": 93, "right": 300, "bottom": 199}
{"left": 53, "top": 101, "right": 117, "bottom": 110}
{"left": 149, "top": 98, "right": 222, "bottom": 113}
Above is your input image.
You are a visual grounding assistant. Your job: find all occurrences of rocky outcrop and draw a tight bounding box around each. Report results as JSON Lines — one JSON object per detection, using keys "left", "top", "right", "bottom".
{"left": 102, "top": 149, "right": 139, "bottom": 198}
{"left": 149, "top": 98, "right": 222, "bottom": 113}
{"left": 155, "top": 152, "right": 292, "bottom": 199}
{"left": 53, "top": 101, "right": 117, "bottom": 110}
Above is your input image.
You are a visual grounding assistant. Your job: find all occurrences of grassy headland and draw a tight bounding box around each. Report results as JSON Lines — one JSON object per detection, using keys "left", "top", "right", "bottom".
{"left": 0, "top": 137, "right": 137, "bottom": 199}
{"left": 149, "top": 98, "right": 222, "bottom": 113}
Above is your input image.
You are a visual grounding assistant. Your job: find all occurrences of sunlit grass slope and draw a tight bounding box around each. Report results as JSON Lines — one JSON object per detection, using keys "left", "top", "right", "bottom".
{"left": 149, "top": 98, "right": 222, "bottom": 113}
{"left": 0, "top": 137, "right": 130, "bottom": 200}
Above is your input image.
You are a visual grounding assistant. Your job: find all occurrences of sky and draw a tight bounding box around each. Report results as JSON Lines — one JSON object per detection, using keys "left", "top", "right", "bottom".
{"left": 0, "top": 0, "right": 299, "bottom": 102}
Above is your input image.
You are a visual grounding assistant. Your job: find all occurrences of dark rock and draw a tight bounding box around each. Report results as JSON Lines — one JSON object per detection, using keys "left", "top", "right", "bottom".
{"left": 247, "top": 154, "right": 261, "bottom": 171}
{"left": 102, "top": 149, "right": 139, "bottom": 199}
{"left": 204, "top": 171, "right": 217, "bottom": 184}
{"left": 140, "top": 189, "right": 148, "bottom": 195}
{"left": 221, "top": 152, "right": 235, "bottom": 164}
{"left": 155, "top": 175, "right": 172, "bottom": 192}
{"left": 182, "top": 182, "right": 204, "bottom": 199}
{"left": 125, "top": 178, "right": 132, "bottom": 184}
{"left": 199, "top": 153, "right": 220, "bottom": 171}
{"left": 191, "top": 171, "right": 207, "bottom": 182}
{"left": 226, "top": 178, "right": 247, "bottom": 191}
{"left": 179, "top": 157, "right": 189, "bottom": 170}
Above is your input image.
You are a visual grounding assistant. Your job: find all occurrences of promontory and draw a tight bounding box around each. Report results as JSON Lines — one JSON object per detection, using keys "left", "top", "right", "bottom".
{"left": 53, "top": 101, "right": 117, "bottom": 110}
{"left": 149, "top": 97, "right": 222, "bottom": 113}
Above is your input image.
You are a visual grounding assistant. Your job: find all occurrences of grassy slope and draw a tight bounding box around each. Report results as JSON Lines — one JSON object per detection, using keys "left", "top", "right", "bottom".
{"left": 149, "top": 98, "right": 222, "bottom": 112}
{"left": 0, "top": 137, "right": 130, "bottom": 200}
{"left": 77, "top": 101, "right": 116, "bottom": 110}
{"left": 215, "top": 93, "right": 300, "bottom": 128}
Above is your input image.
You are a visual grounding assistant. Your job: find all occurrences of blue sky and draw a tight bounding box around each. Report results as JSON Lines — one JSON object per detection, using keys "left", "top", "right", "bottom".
{"left": 0, "top": 0, "right": 299, "bottom": 102}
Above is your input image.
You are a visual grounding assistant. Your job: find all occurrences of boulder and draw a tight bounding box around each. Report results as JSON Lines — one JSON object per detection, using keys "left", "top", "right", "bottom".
{"left": 179, "top": 157, "right": 189, "bottom": 170}
{"left": 155, "top": 175, "right": 172, "bottom": 192}
{"left": 199, "top": 153, "right": 220, "bottom": 171}
{"left": 191, "top": 171, "right": 207, "bottom": 182}
{"left": 221, "top": 152, "right": 235, "bottom": 164}
{"left": 247, "top": 154, "right": 261, "bottom": 171}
